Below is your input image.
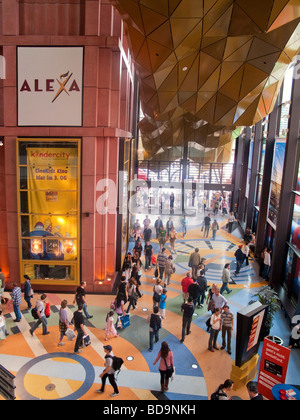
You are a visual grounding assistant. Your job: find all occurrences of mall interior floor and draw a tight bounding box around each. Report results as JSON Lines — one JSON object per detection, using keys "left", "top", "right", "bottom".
{"left": 1, "top": 209, "right": 299, "bottom": 400}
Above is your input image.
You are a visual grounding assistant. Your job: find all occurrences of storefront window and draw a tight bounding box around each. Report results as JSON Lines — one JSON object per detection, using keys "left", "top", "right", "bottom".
{"left": 17, "top": 138, "right": 80, "bottom": 286}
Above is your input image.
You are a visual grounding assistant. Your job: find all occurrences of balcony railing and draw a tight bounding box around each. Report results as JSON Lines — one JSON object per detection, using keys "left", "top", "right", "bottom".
{"left": 138, "top": 161, "right": 234, "bottom": 185}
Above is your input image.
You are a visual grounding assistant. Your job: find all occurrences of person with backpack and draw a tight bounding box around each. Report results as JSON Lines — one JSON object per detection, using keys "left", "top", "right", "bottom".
{"left": 97, "top": 345, "right": 120, "bottom": 397}
{"left": 210, "top": 379, "right": 234, "bottom": 400}
{"left": 147, "top": 306, "right": 162, "bottom": 352}
{"left": 29, "top": 294, "right": 50, "bottom": 336}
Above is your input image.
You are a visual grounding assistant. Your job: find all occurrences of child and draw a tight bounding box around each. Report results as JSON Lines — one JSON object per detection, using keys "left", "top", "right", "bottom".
{"left": 105, "top": 310, "right": 118, "bottom": 341}
{"left": 159, "top": 288, "right": 167, "bottom": 319}
{"left": 0, "top": 310, "right": 9, "bottom": 339}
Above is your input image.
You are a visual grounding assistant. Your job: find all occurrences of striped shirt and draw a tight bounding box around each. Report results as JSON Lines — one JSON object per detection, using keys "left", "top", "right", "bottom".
{"left": 11, "top": 287, "right": 22, "bottom": 306}
{"left": 221, "top": 311, "right": 234, "bottom": 328}
{"left": 157, "top": 252, "right": 167, "bottom": 267}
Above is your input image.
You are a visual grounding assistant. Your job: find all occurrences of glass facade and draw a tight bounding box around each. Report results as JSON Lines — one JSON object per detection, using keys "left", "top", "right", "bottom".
{"left": 17, "top": 138, "right": 81, "bottom": 286}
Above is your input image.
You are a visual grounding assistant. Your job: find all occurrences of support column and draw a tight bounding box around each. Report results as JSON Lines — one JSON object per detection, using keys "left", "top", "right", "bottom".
{"left": 255, "top": 99, "right": 279, "bottom": 256}
{"left": 246, "top": 121, "right": 263, "bottom": 229}
{"left": 237, "top": 127, "right": 251, "bottom": 227}
{"left": 232, "top": 134, "right": 244, "bottom": 214}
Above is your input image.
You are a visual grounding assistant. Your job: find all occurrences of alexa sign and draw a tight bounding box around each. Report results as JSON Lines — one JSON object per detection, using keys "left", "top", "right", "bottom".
{"left": 17, "top": 47, "right": 83, "bottom": 126}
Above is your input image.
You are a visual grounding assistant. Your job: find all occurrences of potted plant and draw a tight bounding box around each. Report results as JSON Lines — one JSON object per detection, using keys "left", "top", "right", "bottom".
{"left": 249, "top": 286, "right": 281, "bottom": 339}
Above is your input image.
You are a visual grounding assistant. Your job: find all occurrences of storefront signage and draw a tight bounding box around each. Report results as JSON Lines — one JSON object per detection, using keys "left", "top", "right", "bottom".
{"left": 17, "top": 47, "right": 83, "bottom": 126}
{"left": 257, "top": 337, "right": 291, "bottom": 400}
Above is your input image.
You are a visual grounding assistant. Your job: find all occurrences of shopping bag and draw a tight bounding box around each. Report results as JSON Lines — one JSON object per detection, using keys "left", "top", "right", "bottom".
{"left": 120, "top": 314, "right": 130, "bottom": 329}
{"left": 83, "top": 335, "right": 91, "bottom": 347}
{"left": 65, "top": 328, "right": 76, "bottom": 341}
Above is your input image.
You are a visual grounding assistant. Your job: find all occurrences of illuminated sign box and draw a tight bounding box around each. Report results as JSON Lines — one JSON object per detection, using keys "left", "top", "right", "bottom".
{"left": 235, "top": 302, "right": 268, "bottom": 368}
{"left": 17, "top": 47, "right": 83, "bottom": 126}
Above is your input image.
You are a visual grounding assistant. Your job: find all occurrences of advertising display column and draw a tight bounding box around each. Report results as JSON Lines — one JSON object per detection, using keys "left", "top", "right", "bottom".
{"left": 17, "top": 138, "right": 81, "bottom": 287}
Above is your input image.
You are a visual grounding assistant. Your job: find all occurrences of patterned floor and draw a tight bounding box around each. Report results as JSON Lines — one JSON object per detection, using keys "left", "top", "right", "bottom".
{"left": 0, "top": 213, "right": 299, "bottom": 401}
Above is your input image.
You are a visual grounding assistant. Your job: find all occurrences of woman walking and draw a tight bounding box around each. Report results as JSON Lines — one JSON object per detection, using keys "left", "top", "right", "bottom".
{"left": 23, "top": 275, "right": 33, "bottom": 309}
{"left": 153, "top": 341, "right": 175, "bottom": 393}
{"left": 126, "top": 278, "right": 138, "bottom": 313}
{"left": 169, "top": 226, "right": 177, "bottom": 254}
{"left": 58, "top": 299, "right": 69, "bottom": 346}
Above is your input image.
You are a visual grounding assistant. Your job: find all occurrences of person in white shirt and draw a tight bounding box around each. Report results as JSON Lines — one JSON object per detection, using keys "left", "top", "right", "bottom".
{"left": 208, "top": 308, "right": 222, "bottom": 352}
{"left": 0, "top": 310, "right": 9, "bottom": 339}
{"left": 227, "top": 212, "right": 235, "bottom": 233}
{"left": 262, "top": 249, "right": 271, "bottom": 280}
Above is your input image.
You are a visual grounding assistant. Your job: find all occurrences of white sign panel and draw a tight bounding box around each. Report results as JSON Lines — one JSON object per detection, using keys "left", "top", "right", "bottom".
{"left": 17, "top": 47, "right": 83, "bottom": 126}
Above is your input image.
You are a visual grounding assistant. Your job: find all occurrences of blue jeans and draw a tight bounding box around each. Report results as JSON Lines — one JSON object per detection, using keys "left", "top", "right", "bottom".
{"left": 145, "top": 255, "right": 151, "bottom": 270}
{"left": 13, "top": 304, "right": 22, "bottom": 321}
{"left": 83, "top": 303, "right": 91, "bottom": 318}
{"left": 235, "top": 260, "right": 243, "bottom": 274}
{"left": 204, "top": 226, "right": 210, "bottom": 238}
{"left": 220, "top": 283, "right": 231, "bottom": 294}
{"left": 31, "top": 315, "right": 48, "bottom": 335}
{"left": 149, "top": 330, "right": 159, "bottom": 350}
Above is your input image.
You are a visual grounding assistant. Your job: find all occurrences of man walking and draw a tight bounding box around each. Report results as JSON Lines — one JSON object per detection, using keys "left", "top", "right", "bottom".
{"left": 147, "top": 306, "right": 162, "bottom": 352}
{"left": 234, "top": 245, "right": 245, "bottom": 275}
{"left": 73, "top": 303, "right": 88, "bottom": 353}
{"left": 144, "top": 240, "right": 153, "bottom": 271}
{"left": 220, "top": 263, "right": 232, "bottom": 295}
{"left": 196, "top": 269, "right": 207, "bottom": 308}
{"left": 221, "top": 305, "right": 234, "bottom": 355}
{"left": 203, "top": 214, "right": 211, "bottom": 238}
{"left": 188, "top": 248, "right": 201, "bottom": 279}
{"left": 157, "top": 248, "right": 168, "bottom": 280}
{"left": 187, "top": 278, "right": 201, "bottom": 311}
{"left": 97, "top": 345, "right": 119, "bottom": 397}
{"left": 30, "top": 294, "right": 49, "bottom": 335}
{"left": 11, "top": 282, "right": 22, "bottom": 322}
{"left": 154, "top": 216, "right": 163, "bottom": 239}
{"left": 180, "top": 297, "right": 194, "bottom": 342}
{"left": 73, "top": 281, "right": 93, "bottom": 319}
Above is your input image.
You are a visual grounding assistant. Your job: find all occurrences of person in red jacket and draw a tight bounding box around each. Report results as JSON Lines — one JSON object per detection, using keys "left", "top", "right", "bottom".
{"left": 181, "top": 272, "right": 193, "bottom": 303}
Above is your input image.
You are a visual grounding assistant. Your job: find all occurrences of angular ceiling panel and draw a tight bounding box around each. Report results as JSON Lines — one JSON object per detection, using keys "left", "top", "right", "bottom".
{"left": 110, "top": 0, "right": 300, "bottom": 159}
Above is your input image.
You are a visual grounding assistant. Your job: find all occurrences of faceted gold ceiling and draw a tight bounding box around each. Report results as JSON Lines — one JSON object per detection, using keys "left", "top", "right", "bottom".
{"left": 110, "top": 0, "right": 300, "bottom": 159}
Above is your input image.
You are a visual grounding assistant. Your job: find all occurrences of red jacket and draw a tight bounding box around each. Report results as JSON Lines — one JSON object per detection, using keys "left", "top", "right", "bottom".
{"left": 181, "top": 276, "right": 193, "bottom": 293}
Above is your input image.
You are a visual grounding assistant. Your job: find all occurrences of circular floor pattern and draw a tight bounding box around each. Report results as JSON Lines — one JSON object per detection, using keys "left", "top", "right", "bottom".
{"left": 15, "top": 352, "right": 95, "bottom": 400}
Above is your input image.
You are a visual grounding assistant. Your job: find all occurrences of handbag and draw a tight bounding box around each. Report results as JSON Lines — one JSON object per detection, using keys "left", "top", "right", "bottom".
{"left": 29, "top": 287, "right": 34, "bottom": 297}
{"left": 164, "top": 357, "right": 174, "bottom": 378}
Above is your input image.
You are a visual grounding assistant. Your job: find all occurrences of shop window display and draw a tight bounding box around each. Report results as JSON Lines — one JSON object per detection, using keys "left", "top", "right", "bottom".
{"left": 17, "top": 138, "right": 80, "bottom": 286}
